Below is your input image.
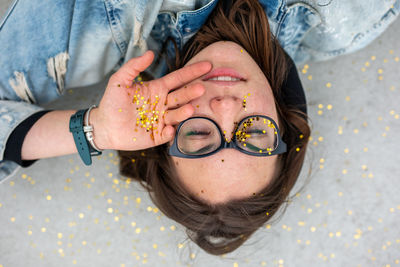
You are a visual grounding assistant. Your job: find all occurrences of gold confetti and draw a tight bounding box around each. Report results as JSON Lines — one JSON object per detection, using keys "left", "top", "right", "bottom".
{"left": 338, "top": 126, "right": 343, "bottom": 135}
{"left": 348, "top": 210, "right": 353, "bottom": 215}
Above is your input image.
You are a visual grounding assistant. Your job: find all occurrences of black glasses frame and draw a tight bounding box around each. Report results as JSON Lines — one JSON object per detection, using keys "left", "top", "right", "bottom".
{"left": 168, "top": 115, "right": 287, "bottom": 158}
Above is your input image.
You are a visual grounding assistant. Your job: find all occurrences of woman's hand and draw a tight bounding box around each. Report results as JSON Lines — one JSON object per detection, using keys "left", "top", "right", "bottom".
{"left": 91, "top": 50, "right": 212, "bottom": 151}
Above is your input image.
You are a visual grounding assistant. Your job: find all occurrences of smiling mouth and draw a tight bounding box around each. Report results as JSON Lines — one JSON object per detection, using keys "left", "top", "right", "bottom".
{"left": 203, "top": 75, "right": 246, "bottom": 85}
{"left": 202, "top": 68, "right": 247, "bottom": 82}
{"left": 206, "top": 76, "right": 243, "bottom": 81}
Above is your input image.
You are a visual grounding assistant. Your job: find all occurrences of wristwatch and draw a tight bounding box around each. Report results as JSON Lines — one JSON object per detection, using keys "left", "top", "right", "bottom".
{"left": 69, "top": 108, "right": 102, "bottom": 165}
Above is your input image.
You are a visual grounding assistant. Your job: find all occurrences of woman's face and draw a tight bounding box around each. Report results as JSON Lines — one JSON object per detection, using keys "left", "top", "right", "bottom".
{"left": 169, "top": 41, "right": 280, "bottom": 204}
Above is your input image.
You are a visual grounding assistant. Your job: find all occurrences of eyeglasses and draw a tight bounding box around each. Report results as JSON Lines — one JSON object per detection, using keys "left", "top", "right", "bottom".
{"left": 168, "top": 115, "right": 287, "bottom": 158}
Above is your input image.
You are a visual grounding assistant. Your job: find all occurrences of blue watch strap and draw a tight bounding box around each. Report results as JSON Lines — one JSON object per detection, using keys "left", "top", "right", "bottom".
{"left": 69, "top": 109, "right": 92, "bottom": 165}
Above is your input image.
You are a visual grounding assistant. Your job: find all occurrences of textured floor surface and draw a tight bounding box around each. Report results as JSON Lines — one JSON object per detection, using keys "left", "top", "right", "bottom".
{"left": 1, "top": 2, "right": 400, "bottom": 267}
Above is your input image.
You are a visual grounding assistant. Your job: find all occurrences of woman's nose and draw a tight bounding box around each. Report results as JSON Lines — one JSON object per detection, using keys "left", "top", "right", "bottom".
{"left": 210, "top": 96, "right": 242, "bottom": 140}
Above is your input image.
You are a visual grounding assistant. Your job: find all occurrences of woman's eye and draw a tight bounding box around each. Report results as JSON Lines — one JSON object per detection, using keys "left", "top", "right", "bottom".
{"left": 185, "top": 131, "right": 211, "bottom": 136}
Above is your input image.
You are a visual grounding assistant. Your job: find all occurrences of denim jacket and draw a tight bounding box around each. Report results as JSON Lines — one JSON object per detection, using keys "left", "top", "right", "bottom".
{"left": 0, "top": 0, "right": 399, "bottom": 183}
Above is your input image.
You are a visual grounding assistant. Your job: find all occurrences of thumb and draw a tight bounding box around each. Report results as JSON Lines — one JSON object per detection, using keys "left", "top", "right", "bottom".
{"left": 110, "top": 50, "right": 155, "bottom": 86}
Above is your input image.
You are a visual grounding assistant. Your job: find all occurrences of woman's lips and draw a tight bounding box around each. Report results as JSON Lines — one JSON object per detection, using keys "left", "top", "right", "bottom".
{"left": 202, "top": 68, "right": 246, "bottom": 83}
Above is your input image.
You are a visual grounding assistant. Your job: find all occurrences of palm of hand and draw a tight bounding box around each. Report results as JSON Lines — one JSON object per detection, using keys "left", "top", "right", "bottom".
{"left": 95, "top": 51, "right": 211, "bottom": 151}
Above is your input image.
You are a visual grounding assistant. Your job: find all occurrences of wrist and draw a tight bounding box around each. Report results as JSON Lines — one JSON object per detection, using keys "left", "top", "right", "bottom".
{"left": 88, "top": 107, "right": 110, "bottom": 150}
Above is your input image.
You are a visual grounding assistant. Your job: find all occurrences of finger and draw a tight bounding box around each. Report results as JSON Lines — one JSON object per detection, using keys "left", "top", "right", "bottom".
{"left": 109, "top": 51, "right": 154, "bottom": 86}
{"left": 166, "top": 83, "right": 205, "bottom": 109}
{"left": 160, "top": 61, "right": 212, "bottom": 90}
{"left": 163, "top": 104, "right": 195, "bottom": 125}
{"left": 158, "top": 125, "right": 176, "bottom": 145}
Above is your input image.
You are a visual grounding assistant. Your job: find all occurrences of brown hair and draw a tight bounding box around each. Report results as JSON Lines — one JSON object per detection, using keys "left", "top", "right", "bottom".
{"left": 117, "top": 0, "right": 310, "bottom": 256}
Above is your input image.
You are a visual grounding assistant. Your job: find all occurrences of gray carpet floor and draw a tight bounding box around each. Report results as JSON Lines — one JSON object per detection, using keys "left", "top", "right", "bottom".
{"left": 1, "top": 1, "right": 400, "bottom": 267}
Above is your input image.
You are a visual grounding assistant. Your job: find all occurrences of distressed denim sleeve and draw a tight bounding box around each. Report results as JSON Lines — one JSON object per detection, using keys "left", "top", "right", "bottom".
{"left": 0, "top": 0, "right": 128, "bottom": 183}
{"left": 0, "top": 101, "right": 45, "bottom": 183}
{"left": 0, "top": 0, "right": 77, "bottom": 183}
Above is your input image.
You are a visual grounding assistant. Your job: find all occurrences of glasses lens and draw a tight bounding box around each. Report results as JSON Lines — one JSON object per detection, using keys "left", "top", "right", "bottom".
{"left": 235, "top": 116, "right": 278, "bottom": 154}
{"left": 177, "top": 118, "right": 221, "bottom": 155}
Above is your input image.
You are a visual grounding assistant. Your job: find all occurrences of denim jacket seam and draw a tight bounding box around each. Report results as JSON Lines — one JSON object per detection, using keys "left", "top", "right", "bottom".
{"left": 0, "top": 0, "right": 19, "bottom": 31}
{"left": 103, "top": 0, "right": 127, "bottom": 56}
{"left": 176, "top": 0, "right": 217, "bottom": 17}
{"left": 276, "top": 2, "right": 320, "bottom": 37}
